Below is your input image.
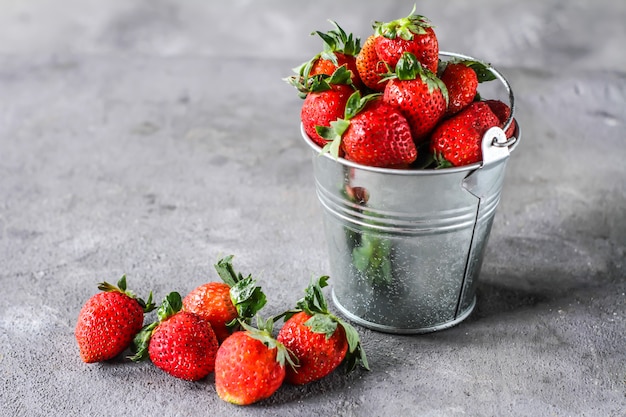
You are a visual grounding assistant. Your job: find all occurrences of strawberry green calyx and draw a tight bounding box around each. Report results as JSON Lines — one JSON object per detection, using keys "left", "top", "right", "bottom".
{"left": 97, "top": 275, "right": 155, "bottom": 313}
{"left": 391, "top": 52, "right": 449, "bottom": 105}
{"left": 214, "top": 255, "right": 267, "bottom": 328}
{"left": 285, "top": 64, "right": 353, "bottom": 98}
{"left": 439, "top": 59, "right": 496, "bottom": 83}
{"left": 373, "top": 5, "right": 432, "bottom": 40}
{"left": 316, "top": 91, "right": 381, "bottom": 159}
{"left": 314, "top": 20, "right": 361, "bottom": 62}
{"left": 129, "top": 291, "right": 182, "bottom": 362}
{"left": 287, "top": 276, "right": 369, "bottom": 372}
{"left": 240, "top": 317, "right": 297, "bottom": 370}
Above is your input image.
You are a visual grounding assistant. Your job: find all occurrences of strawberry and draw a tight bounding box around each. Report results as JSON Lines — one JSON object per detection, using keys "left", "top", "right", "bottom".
{"left": 130, "top": 292, "right": 219, "bottom": 381}
{"left": 277, "top": 276, "right": 369, "bottom": 385}
{"left": 308, "top": 21, "right": 363, "bottom": 89}
{"left": 287, "top": 66, "right": 355, "bottom": 148}
{"left": 484, "top": 99, "right": 517, "bottom": 139}
{"left": 317, "top": 91, "right": 417, "bottom": 168}
{"left": 373, "top": 7, "right": 439, "bottom": 74}
{"left": 182, "top": 255, "right": 267, "bottom": 343}
{"left": 383, "top": 52, "right": 448, "bottom": 142}
{"left": 75, "top": 275, "right": 154, "bottom": 363}
{"left": 215, "top": 318, "right": 294, "bottom": 405}
{"left": 355, "top": 34, "right": 388, "bottom": 92}
{"left": 439, "top": 59, "right": 497, "bottom": 116}
{"left": 430, "top": 101, "right": 501, "bottom": 167}
{"left": 440, "top": 62, "right": 478, "bottom": 116}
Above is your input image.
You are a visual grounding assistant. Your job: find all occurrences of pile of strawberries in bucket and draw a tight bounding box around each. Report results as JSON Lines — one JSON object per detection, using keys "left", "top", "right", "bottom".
{"left": 287, "top": 7, "right": 517, "bottom": 169}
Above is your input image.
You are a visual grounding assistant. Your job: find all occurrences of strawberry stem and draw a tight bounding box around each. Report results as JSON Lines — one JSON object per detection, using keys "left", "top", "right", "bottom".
{"left": 214, "top": 255, "right": 267, "bottom": 328}
{"left": 373, "top": 5, "right": 432, "bottom": 40}
{"left": 97, "top": 275, "right": 155, "bottom": 313}
{"left": 128, "top": 291, "right": 182, "bottom": 362}
{"left": 282, "top": 276, "right": 369, "bottom": 372}
{"left": 313, "top": 20, "right": 361, "bottom": 61}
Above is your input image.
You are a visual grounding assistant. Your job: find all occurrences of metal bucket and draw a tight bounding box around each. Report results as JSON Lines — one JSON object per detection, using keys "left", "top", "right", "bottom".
{"left": 301, "top": 52, "right": 521, "bottom": 333}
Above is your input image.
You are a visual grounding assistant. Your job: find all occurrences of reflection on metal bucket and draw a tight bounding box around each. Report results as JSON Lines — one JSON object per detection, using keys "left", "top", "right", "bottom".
{"left": 301, "top": 52, "right": 521, "bottom": 333}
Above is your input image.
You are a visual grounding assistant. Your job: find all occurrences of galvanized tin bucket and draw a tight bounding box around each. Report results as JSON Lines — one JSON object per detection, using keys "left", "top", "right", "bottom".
{"left": 301, "top": 52, "right": 520, "bottom": 333}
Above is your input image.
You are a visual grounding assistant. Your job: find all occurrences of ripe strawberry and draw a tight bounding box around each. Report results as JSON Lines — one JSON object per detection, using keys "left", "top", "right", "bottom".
{"left": 277, "top": 276, "right": 369, "bottom": 385}
{"left": 440, "top": 62, "right": 478, "bottom": 116}
{"left": 355, "top": 34, "right": 388, "bottom": 92}
{"left": 439, "top": 59, "right": 497, "bottom": 116}
{"left": 308, "top": 21, "right": 363, "bottom": 89}
{"left": 373, "top": 8, "right": 439, "bottom": 74}
{"left": 383, "top": 52, "right": 448, "bottom": 142}
{"left": 317, "top": 91, "right": 417, "bottom": 167}
{"left": 131, "top": 292, "right": 219, "bottom": 381}
{"left": 75, "top": 276, "right": 154, "bottom": 363}
{"left": 182, "top": 255, "right": 267, "bottom": 343}
{"left": 430, "top": 101, "right": 501, "bottom": 167}
{"left": 215, "top": 318, "right": 294, "bottom": 405}
{"left": 484, "top": 99, "right": 517, "bottom": 138}
{"left": 287, "top": 66, "right": 355, "bottom": 147}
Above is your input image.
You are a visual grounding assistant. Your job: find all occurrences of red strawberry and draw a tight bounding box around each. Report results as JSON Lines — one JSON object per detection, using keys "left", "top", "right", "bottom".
{"left": 215, "top": 318, "right": 294, "bottom": 405}
{"left": 439, "top": 59, "right": 498, "bottom": 116}
{"left": 131, "top": 292, "right": 219, "bottom": 381}
{"left": 277, "top": 276, "right": 369, "bottom": 385}
{"left": 373, "top": 8, "right": 439, "bottom": 74}
{"left": 182, "top": 255, "right": 267, "bottom": 343}
{"left": 288, "top": 66, "right": 355, "bottom": 147}
{"left": 308, "top": 21, "right": 363, "bottom": 89}
{"left": 355, "top": 34, "right": 388, "bottom": 92}
{"left": 430, "top": 101, "right": 501, "bottom": 167}
{"left": 484, "top": 99, "right": 517, "bottom": 138}
{"left": 440, "top": 62, "right": 478, "bottom": 115}
{"left": 75, "top": 276, "right": 154, "bottom": 363}
{"left": 317, "top": 92, "right": 417, "bottom": 168}
{"left": 383, "top": 52, "right": 448, "bottom": 142}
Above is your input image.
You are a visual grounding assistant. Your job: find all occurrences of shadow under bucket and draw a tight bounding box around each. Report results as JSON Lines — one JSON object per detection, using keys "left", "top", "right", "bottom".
{"left": 301, "top": 52, "right": 521, "bottom": 334}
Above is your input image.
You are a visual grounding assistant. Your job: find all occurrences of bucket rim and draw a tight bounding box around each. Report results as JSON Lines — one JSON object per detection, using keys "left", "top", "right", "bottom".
{"left": 300, "top": 50, "right": 520, "bottom": 177}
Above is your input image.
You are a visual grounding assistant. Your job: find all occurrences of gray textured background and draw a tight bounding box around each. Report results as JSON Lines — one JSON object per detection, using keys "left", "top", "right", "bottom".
{"left": 1, "top": 1, "right": 625, "bottom": 416}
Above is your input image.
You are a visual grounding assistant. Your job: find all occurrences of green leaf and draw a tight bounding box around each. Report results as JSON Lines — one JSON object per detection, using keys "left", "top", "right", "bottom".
{"left": 374, "top": 5, "right": 431, "bottom": 40}
{"left": 157, "top": 292, "right": 182, "bottom": 322}
{"left": 296, "top": 275, "right": 331, "bottom": 315}
{"left": 116, "top": 275, "right": 127, "bottom": 292}
{"left": 128, "top": 321, "right": 158, "bottom": 362}
{"left": 138, "top": 290, "right": 156, "bottom": 313}
{"left": 230, "top": 276, "right": 267, "bottom": 321}
{"left": 337, "top": 318, "right": 370, "bottom": 372}
{"left": 464, "top": 60, "right": 496, "bottom": 83}
{"left": 395, "top": 52, "right": 421, "bottom": 81}
{"left": 214, "top": 255, "right": 243, "bottom": 287}
{"left": 327, "top": 65, "right": 353, "bottom": 86}
{"left": 304, "top": 314, "right": 338, "bottom": 339}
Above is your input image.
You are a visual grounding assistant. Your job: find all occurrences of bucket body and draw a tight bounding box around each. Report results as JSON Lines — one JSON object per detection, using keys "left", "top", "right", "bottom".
{"left": 302, "top": 52, "right": 520, "bottom": 333}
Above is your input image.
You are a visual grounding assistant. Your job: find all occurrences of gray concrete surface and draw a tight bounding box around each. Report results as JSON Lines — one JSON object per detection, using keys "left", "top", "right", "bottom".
{"left": 1, "top": 1, "right": 624, "bottom": 416}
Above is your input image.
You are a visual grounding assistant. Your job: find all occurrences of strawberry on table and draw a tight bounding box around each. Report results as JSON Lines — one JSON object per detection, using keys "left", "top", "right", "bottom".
{"left": 215, "top": 318, "right": 295, "bottom": 405}
{"left": 130, "top": 292, "right": 219, "bottom": 381}
{"left": 277, "top": 276, "right": 369, "bottom": 385}
{"left": 182, "top": 255, "right": 267, "bottom": 343}
{"left": 373, "top": 7, "right": 439, "bottom": 74}
{"left": 317, "top": 91, "right": 417, "bottom": 168}
{"left": 287, "top": 66, "right": 355, "bottom": 148}
{"left": 430, "top": 101, "right": 502, "bottom": 168}
{"left": 75, "top": 275, "right": 154, "bottom": 363}
{"left": 383, "top": 51, "right": 448, "bottom": 142}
